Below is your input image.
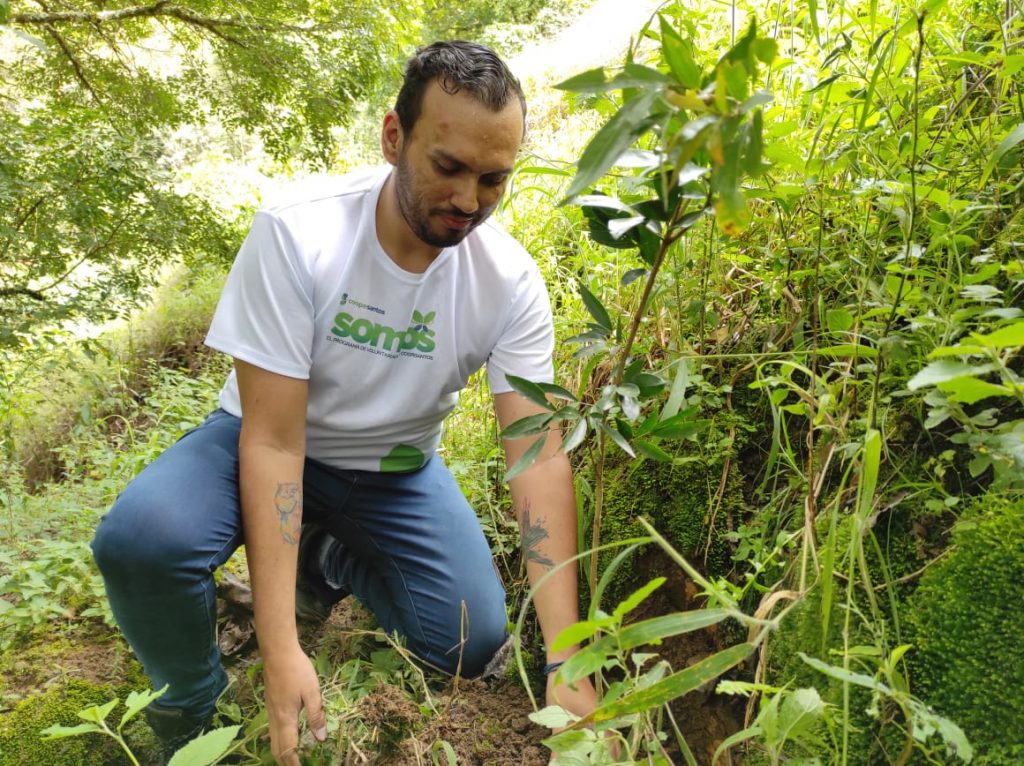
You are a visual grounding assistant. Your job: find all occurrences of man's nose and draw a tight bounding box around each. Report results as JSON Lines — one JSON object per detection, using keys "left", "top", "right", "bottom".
{"left": 450, "top": 177, "right": 479, "bottom": 215}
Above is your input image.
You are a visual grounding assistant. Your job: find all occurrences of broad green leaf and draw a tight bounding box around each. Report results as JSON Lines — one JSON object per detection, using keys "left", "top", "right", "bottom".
{"left": 972, "top": 320, "right": 1024, "bottom": 349}
{"left": 40, "top": 723, "right": 103, "bottom": 739}
{"left": 565, "top": 90, "right": 660, "bottom": 198}
{"left": 0, "top": 0, "right": 9, "bottom": 24}
{"left": 777, "top": 688, "right": 825, "bottom": 741}
{"left": 937, "top": 377, "right": 1012, "bottom": 404}
{"left": 500, "top": 413, "right": 552, "bottom": 439}
{"left": 752, "top": 37, "right": 778, "bottom": 64}
{"left": 167, "top": 725, "right": 241, "bottom": 766}
{"left": 529, "top": 705, "right": 580, "bottom": 729}
{"left": 613, "top": 577, "right": 666, "bottom": 619}
{"left": 78, "top": 699, "right": 118, "bottom": 725}
{"left": 580, "top": 643, "right": 755, "bottom": 725}
{"left": 504, "top": 433, "right": 547, "bottom": 482}
{"left": 907, "top": 360, "right": 979, "bottom": 390}
{"left": 857, "top": 429, "right": 881, "bottom": 523}
{"left": 505, "top": 375, "right": 554, "bottom": 409}
{"left": 120, "top": 685, "right": 168, "bottom": 729}
{"left": 579, "top": 283, "right": 613, "bottom": 331}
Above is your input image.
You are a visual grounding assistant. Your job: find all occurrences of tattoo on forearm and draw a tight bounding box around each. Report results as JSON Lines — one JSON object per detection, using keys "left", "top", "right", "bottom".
{"left": 274, "top": 482, "right": 302, "bottom": 545}
{"left": 519, "top": 501, "right": 554, "bottom": 568}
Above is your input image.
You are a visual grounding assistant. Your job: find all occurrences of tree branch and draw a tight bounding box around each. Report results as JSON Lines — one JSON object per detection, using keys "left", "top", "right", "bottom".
{"left": 44, "top": 23, "right": 100, "bottom": 100}
{"left": 0, "top": 287, "right": 46, "bottom": 301}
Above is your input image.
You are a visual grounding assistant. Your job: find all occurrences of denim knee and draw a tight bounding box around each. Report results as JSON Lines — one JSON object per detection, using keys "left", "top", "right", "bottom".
{"left": 92, "top": 492, "right": 191, "bottom": 583}
{"left": 432, "top": 600, "right": 508, "bottom": 678}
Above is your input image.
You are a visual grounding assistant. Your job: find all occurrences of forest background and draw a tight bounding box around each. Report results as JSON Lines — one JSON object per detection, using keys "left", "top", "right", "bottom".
{"left": 0, "top": 0, "right": 1022, "bottom": 764}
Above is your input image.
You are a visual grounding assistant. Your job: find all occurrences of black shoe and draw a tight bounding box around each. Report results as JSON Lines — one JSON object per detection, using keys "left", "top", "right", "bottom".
{"left": 145, "top": 705, "right": 212, "bottom": 765}
{"left": 296, "top": 524, "right": 350, "bottom": 623}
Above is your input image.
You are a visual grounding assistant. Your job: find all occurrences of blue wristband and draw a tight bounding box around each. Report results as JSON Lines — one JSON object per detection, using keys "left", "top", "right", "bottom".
{"left": 543, "top": 661, "right": 564, "bottom": 675}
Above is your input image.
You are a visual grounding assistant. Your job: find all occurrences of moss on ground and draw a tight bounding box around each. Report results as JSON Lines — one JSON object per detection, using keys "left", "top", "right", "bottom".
{"left": 906, "top": 493, "right": 1024, "bottom": 758}
{"left": 593, "top": 453, "right": 741, "bottom": 607}
{"left": 0, "top": 679, "right": 130, "bottom": 765}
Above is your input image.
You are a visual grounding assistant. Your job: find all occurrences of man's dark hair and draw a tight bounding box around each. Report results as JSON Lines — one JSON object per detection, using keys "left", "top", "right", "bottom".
{"left": 394, "top": 41, "right": 526, "bottom": 133}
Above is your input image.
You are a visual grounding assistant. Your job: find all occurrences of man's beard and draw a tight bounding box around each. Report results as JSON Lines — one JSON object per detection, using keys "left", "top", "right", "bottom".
{"left": 393, "top": 155, "right": 490, "bottom": 249}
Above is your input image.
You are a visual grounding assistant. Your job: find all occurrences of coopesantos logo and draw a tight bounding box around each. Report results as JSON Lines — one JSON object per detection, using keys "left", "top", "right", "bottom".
{"left": 332, "top": 309, "right": 436, "bottom": 353}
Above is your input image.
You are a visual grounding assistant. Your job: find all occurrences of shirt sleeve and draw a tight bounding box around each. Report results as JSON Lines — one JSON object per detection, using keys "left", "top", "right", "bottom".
{"left": 204, "top": 210, "right": 315, "bottom": 379}
{"left": 487, "top": 264, "right": 555, "bottom": 393}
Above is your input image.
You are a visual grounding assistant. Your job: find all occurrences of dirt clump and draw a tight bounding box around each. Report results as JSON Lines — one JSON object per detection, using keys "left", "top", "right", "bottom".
{"left": 383, "top": 679, "right": 549, "bottom": 766}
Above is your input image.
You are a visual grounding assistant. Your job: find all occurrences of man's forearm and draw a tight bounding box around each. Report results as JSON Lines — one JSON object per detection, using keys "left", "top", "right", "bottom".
{"left": 240, "top": 439, "right": 306, "bottom": 657}
{"left": 511, "top": 452, "right": 582, "bottom": 662}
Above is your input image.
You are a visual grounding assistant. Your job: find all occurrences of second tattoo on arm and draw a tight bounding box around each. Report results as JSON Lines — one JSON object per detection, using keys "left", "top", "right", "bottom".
{"left": 274, "top": 482, "right": 302, "bottom": 545}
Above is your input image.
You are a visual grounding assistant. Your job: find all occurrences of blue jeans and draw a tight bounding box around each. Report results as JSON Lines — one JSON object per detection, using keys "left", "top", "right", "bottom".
{"left": 91, "top": 409, "right": 507, "bottom": 717}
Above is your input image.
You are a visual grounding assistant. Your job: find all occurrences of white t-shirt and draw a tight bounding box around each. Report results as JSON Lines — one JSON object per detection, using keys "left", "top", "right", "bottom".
{"left": 205, "top": 167, "right": 554, "bottom": 472}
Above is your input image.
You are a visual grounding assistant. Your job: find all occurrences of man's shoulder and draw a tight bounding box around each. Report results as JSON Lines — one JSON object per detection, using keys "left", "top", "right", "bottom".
{"left": 259, "top": 167, "right": 388, "bottom": 218}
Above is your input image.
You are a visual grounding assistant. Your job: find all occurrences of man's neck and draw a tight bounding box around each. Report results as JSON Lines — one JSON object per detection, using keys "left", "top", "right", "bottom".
{"left": 375, "top": 173, "right": 441, "bottom": 274}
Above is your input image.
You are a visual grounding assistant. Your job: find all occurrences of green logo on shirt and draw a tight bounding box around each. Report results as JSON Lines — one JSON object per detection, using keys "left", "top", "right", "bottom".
{"left": 331, "top": 309, "right": 436, "bottom": 353}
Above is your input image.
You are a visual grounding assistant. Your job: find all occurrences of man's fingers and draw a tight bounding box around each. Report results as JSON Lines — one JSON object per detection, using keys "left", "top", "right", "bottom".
{"left": 270, "top": 712, "right": 301, "bottom": 766}
{"left": 304, "top": 687, "right": 328, "bottom": 741}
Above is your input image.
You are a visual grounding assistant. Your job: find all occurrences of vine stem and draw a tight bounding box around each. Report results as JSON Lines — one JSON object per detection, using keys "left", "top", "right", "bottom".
{"left": 611, "top": 204, "right": 691, "bottom": 386}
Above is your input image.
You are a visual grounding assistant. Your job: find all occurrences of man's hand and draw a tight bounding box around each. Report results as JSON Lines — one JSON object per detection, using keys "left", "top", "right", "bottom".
{"left": 546, "top": 672, "right": 600, "bottom": 720}
{"left": 263, "top": 643, "right": 327, "bottom": 765}
{"left": 546, "top": 673, "right": 621, "bottom": 763}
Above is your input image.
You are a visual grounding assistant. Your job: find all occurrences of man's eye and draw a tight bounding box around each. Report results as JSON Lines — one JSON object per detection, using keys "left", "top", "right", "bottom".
{"left": 435, "top": 162, "right": 456, "bottom": 175}
{"left": 482, "top": 175, "right": 508, "bottom": 187}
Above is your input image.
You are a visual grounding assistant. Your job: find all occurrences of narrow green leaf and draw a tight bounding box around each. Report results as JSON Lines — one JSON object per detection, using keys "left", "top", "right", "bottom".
{"left": 635, "top": 439, "right": 673, "bottom": 462}
{"left": 573, "top": 194, "right": 636, "bottom": 214}
{"left": 500, "top": 413, "right": 552, "bottom": 439}
{"left": 431, "top": 739, "right": 459, "bottom": 766}
{"left": 660, "top": 16, "right": 701, "bottom": 88}
{"left": 536, "top": 382, "right": 578, "bottom": 401}
{"left": 551, "top": 619, "right": 609, "bottom": 652}
{"left": 167, "top": 725, "right": 241, "bottom": 766}
{"left": 504, "top": 433, "right": 547, "bottom": 482}
{"left": 617, "top": 609, "right": 731, "bottom": 650}
{"left": 555, "top": 67, "right": 608, "bottom": 92}
{"left": 980, "top": 123, "right": 1024, "bottom": 186}
{"left": 799, "top": 653, "right": 892, "bottom": 694}
{"left": 816, "top": 344, "right": 878, "bottom": 358}
{"left": 562, "top": 417, "right": 588, "bottom": 453}
{"left": 565, "top": 90, "right": 659, "bottom": 199}
{"left": 613, "top": 577, "right": 666, "bottom": 619}
{"left": 661, "top": 358, "right": 691, "bottom": 421}
{"left": 505, "top": 374, "right": 554, "bottom": 409}
{"left": 580, "top": 643, "right": 755, "bottom": 724}
{"left": 578, "top": 283, "right": 613, "bottom": 331}
{"left": 600, "top": 421, "right": 635, "bottom": 457}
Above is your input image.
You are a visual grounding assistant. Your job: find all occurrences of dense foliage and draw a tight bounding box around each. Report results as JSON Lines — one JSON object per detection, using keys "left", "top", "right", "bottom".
{"left": 1, "top": 0, "right": 1022, "bottom": 763}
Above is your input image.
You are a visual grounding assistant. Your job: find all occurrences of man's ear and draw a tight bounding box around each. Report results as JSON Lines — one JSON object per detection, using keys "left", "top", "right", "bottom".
{"left": 381, "top": 110, "right": 403, "bottom": 166}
